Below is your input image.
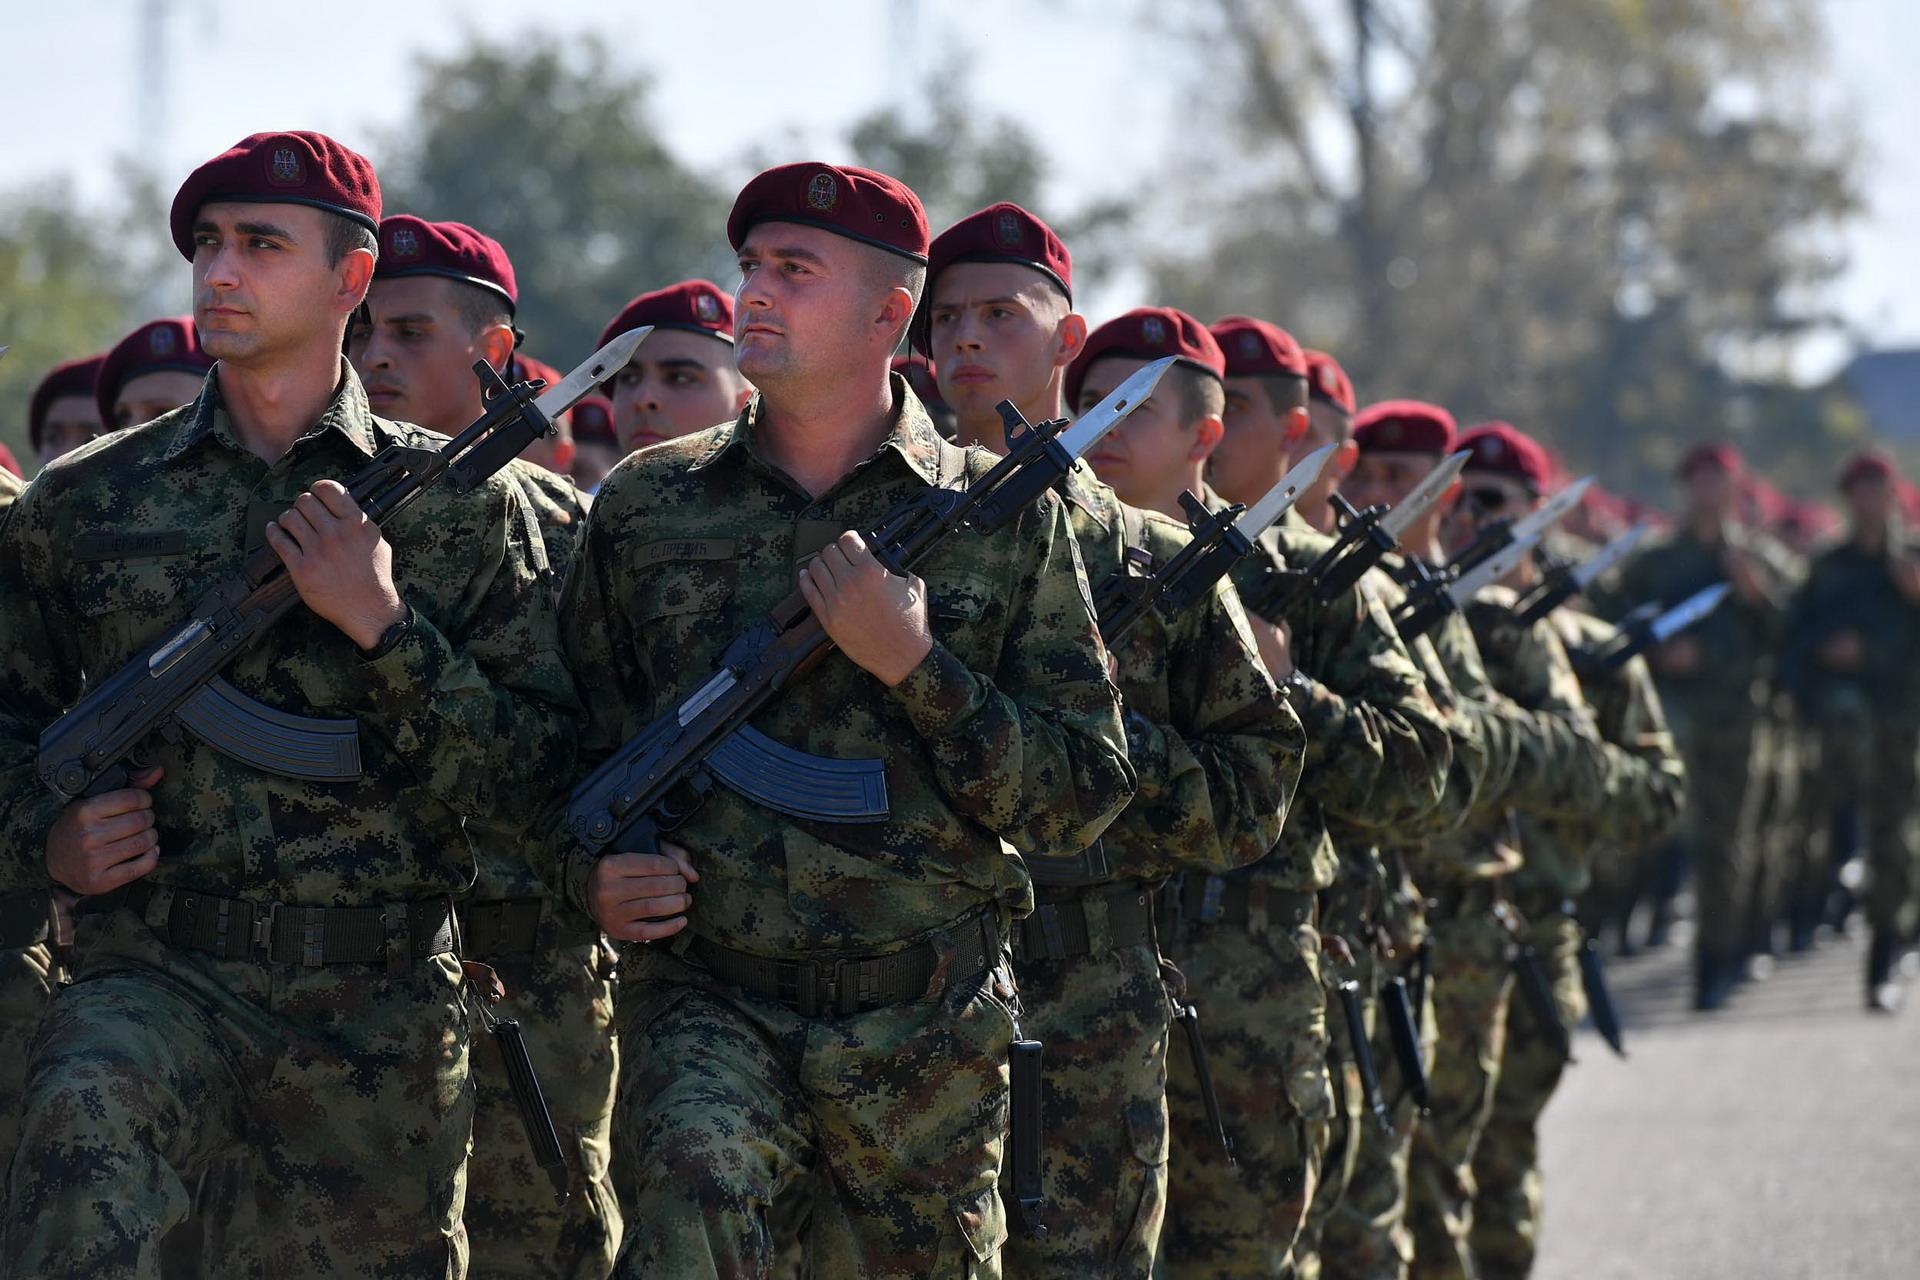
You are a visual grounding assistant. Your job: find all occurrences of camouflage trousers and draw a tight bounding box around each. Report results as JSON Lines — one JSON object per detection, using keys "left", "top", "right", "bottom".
{"left": 1162, "top": 900, "right": 1332, "bottom": 1277}
{"left": 1405, "top": 900, "right": 1514, "bottom": 1280}
{"left": 0, "top": 943, "right": 61, "bottom": 1170}
{"left": 465, "top": 926, "right": 622, "bottom": 1278}
{"left": 1468, "top": 910, "right": 1583, "bottom": 1280}
{"left": 1002, "top": 924, "right": 1171, "bottom": 1279}
{"left": 3, "top": 906, "right": 472, "bottom": 1280}
{"left": 1801, "top": 719, "right": 1920, "bottom": 935}
{"left": 1674, "top": 717, "right": 1762, "bottom": 960}
{"left": 611, "top": 934, "right": 1016, "bottom": 1279}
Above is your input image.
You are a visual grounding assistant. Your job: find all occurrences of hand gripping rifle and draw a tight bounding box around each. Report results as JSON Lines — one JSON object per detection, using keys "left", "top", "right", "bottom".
{"left": 38, "top": 329, "right": 654, "bottom": 802}
{"left": 1393, "top": 478, "right": 1593, "bottom": 643}
{"left": 1508, "top": 521, "right": 1649, "bottom": 629}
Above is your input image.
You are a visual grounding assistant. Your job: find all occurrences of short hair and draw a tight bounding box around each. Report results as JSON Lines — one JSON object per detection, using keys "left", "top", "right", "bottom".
{"left": 1259, "top": 373, "right": 1309, "bottom": 415}
{"left": 863, "top": 248, "right": 926, "bottom": 316}
{"left": 449, "top": 278, "right": 514, "bottom": 337}
{"left": 1174, "top": 365, "right": 1226, "bottom": 426}
{"left": 322, "top": 211, "right": 378, "bottom": 268}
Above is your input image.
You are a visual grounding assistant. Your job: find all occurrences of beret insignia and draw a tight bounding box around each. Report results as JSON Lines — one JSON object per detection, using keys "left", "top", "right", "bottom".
{"left": 267, "top": 147, "right": 303, "bottom": 187}
{"left": 389, "top": 226, "right": 421, "bottom": 260}
{"left": 148, "top": 327, "right": 177, "bottom": 357}
{"left": 1141, "top": 316, "right": 1168, "bottom": 346}
{"left": 994, "top": 210, "right": 1023, "bottom": 248}
{"left": 806, "top": 171, "right": 839, "bottom": 213}
{"left": 694, "top": 292, "right": 722, "bottom": 323}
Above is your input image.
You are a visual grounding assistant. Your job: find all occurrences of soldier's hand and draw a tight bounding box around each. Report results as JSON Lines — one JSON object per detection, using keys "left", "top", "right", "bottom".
{"left": 1819, "top": 629, "right": 1865, "bottom": 672}
{"left": 265, "top": 479, "right": 409, "bottom": 651}
{"left": 1248, "top": 614, "right": 1295, "bottom": 681}
{"left": 1654, "top": 635, "right": 1701, "bottom": 676}
{"left": 46, "top": 766, "right": 163, "bottom": 896}
{"left": 798, "top": 532, "right": 933, "bottom": 687}
{"left": 1723, "top": 548, "right": 1767, "bottom": 605}
{"left": 589, "top": 840, "right": 700, "bottom": 943}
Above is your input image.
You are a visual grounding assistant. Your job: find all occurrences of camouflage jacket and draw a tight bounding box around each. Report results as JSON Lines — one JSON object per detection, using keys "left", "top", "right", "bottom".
{"left": 1514, "top": 607, "right": 1687, "bottom": 899}
{"left": 1042, "top": 465, "right": 1301, "bottom": 884}
{"left": 0, "top": 364, "right": 578, "bottom": 902}
{"left": 1779, "top": 531, "right": 1920, "bottom": 726}
{"left": 1225, "top": 508, "right": 1453, "bottom": 892}
{"left": 547, "top": 378, "right": 1135, "bottom": 955}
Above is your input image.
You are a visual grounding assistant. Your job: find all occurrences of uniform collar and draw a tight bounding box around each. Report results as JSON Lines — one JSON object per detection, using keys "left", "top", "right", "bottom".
{"left": 688, "top": 372, "right": 948, "bottom": 486}
{"left": 162, "top": 360, "right": 381, "bottom": 464}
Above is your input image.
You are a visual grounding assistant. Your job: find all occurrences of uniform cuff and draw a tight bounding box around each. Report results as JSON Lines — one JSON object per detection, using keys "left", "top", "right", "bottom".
{"left": 349, "top": 609, "right": 452, "bottom": 722}
{"left": 886, "top": 640, "right": 983, "bottom": 741}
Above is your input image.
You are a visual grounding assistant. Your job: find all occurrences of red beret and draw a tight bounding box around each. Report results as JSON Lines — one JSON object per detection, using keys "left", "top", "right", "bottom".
{"left": 374, "top": 215, "right": 516, "bottom": 311}
{"left": 1210, "top": 315, "right": 1307, "bottom": 379}
{"left": 1838, "top": 447, "right": 1899, "bottom": 491}
{"left": 29, "top": 354, "right": 105, "bottom": 449}
{"left": 1352, "top": 399, "right": 1455, "bottom": 455}
{"left": 927, "top": 203, "right": 1072, "bottom": 302}
{"left": 0, "top": 443, "right": 20, "bottom": 479}
{"left": 1305, "top": 349, "right": 1356, "bottom": 414}
{"left": 599, "top": 280, "right": 734, "bottom": 350}
{"left": 1677, "top": 442, "right": 1744, "bottom": 482}
{"left": 727, "top": 162, "right": 928, "bottom": 263}
{"left": 170, "top": 131, "right": 381, "bottom": 261}
{"left": 95, "top": 317, "right": 214, "bottom": 427}
{"left": 1459, "top": 421, "right": 1553, "bottom": 494}
{"left": 1066, "top": 306, "right": 1225, "bottom": 409}
{"left": 570, "top": 395, "right": 616, "bottom": 448}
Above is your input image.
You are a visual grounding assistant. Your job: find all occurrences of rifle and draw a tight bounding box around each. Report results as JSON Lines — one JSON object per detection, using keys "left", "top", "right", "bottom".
{"left": 38, "top": 329, "right": 652, "bottom": 801}
{"left": 564, "top": 358, "right": 1177, "bottom": 857}
{"left": 1572, "top": 583, "right": 1732, "bottom": 678}
{"left": 1509, "top": 521, "right": 1648, "bottom": 629}
{"left": 1393, "top": 479, "right": 1592, "bottom": 642}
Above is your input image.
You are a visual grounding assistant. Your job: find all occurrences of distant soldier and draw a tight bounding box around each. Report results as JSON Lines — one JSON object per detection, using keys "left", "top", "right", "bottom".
{"left": 347, "top": 212, "right": 622, "bottom": 1275}
{"left": 598, "top": 280, "right": 753, "bottom": 458}
{"left": 27, "top": 354, "right": 105, "bottom": 469}
{"left": 1779, "top": 448, "right": 1920, "bottom": 1011}
{"left": 921, "top": 204, "right": 1304, "bottom": 1280}
{"left": 1610, "top": 443, "right": 1792, "bottom": 1008}
{"left": 0, "top": 129, "right": 576, "bottom": 1274}
{"left": 95, "top": 316, "right": 216, "bottom": 432}
{"left": 548, "top": 162, "right": 1134, "bottom": 1278}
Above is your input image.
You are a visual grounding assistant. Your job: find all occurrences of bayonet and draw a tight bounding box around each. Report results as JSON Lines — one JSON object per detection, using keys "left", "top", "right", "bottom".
{"left": 1511, "top": 520, "right": 1648, "bottom": 628}
{"left": 1395, "top": 479, "right": 1591, "bottom": 641}
{"left": 1575, "top": 581, "right": 1731, "bottom": 677}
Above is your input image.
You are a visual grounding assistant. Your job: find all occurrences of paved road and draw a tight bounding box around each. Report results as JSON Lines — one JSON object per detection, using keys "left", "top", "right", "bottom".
{"left": 1534, "top": 928, "right": 1920, "bottom": 1279}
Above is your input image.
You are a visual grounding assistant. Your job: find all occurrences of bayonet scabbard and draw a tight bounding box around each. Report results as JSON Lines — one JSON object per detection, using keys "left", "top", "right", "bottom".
{"left": 1004, "top": 1038, "right": 1047, "bottom": 1236}
{"left": 1335, "top": 980, "right": 1392, "bottom": 1134}
{"left": 1380, "top": 975, "right": 1432, "bottom": 1114}
{"left": 1176, "top": 1002, "right": 1235, "bottom": 1165}
{"left": 1578, "top": 936, "right": 1626, "bottom": 1058}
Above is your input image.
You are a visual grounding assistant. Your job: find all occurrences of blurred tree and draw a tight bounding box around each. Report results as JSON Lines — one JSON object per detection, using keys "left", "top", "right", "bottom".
{"left": 1148, "top": 0, "right": 1859, "bottom": 505}
{"left": 380, "top": 33, "right": 734, "bottom": 368}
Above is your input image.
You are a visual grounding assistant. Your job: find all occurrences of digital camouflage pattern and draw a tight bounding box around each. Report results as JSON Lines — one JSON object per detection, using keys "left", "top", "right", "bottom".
{"left": 547, "top": 375, "right": 1134, "bottom": 950}
{"left": 0, "top": 364, "right": 576, "bottom": 1272}
{"left": 6, "top": 910, "right": 474, "bottom": 1278}
{"left": 1003, "top": 470, "right": 1300, "bottom": 1278}
{"left": 613, "top": 942, "right": 1018, "bottom": 1278}
{"left": 1163, "top": 508, "right": 1451, "bottom": 1277}
{"left": 0, "top": 941, "right": 58, "bottom": 1169}
{"left": 559, "top": 377, "right": 1131, "bottom": 1276}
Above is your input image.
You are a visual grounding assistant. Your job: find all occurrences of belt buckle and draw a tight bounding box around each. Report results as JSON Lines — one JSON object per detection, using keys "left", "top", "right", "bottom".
{"left": 251, "top": 902, "right": 281, "bottom": 964}
{"left": 826, "top": 958, "right": 858, "bottom": 1017}
{"left": 781, "top": 960, "right": 817, "bottom": 1018}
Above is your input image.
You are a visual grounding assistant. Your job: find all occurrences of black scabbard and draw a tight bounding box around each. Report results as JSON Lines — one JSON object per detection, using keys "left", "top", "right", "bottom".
{"left": 1512, "top": 945, "right": 1574, "bottom": 1063}
{"left": 1176, "top": 1003, "right": 1236, "bottom": 1166}
{"left": 491, "top": 1017, "right": 571, "bottom": 1202}
{"left": 1578, "top": 937, "right": 1627, "bottom": 1058}
{"left": 1003, "top": 1038, "right": 1047, "bottom": 1236}
{"left": 1336, "top": 980, "right": 1392, "bottom": 1134}
{"left": 1380, "top": 976, "right": 1432, "bottom": 1114}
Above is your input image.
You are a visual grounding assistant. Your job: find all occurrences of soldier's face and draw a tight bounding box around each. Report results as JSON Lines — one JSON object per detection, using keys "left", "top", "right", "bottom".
{"left": 926, "top": 262, "right": 1076, "bottom": 424}
{"left": 1212, "top": 375, "right": 1308, "bottom": 505}
{"left": 1343, "top": 450, "right": 1440, "bottom": 510}
{"left": 349, "top": 276, "right": 505, "bottom": 436}
{"left": 112, "top": 370, "right": 206, "bottom": 430}
{"left": 1077, "top": 357, "right": 1216, "bottom": 514}
{"left": 193, "top": 202, "right": 371, "bottom": 367}
{"left": 734, "top": 223, "right": 899, "bottom": 390}
{"left": 1844, "top": 474, "right": 1894, "bottom": 526}
{"left": 1684, "top": 464, "right": 1734, "bottom": 518}
{"left": 36, "top": 395, "right": 101, "bottom": 466}
{"left": 607, "top": 329, "right": 749, "bottom": 454}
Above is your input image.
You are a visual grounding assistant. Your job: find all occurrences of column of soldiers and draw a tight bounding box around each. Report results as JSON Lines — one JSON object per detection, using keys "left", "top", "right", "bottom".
{"left": 0, "top": 127, "right": 1910, "bottom": 1280}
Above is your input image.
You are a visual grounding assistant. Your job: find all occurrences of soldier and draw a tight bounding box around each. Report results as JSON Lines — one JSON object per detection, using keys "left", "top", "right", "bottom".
{"left": 27, "top": 354, "right": 105, "bottom": 469}
{"left": 95, "top": 317, "right": 216, "bottom": 432}
{"left": 570, "top": 395, "right": 620, "bottom": 493}
{"left": 1610, "top": 443, "right": 1791, "bottom": 1009}
{"left": 599, "top": 280, "right": 754, "bottom": 458}
{"left": 1073, "top": 311, "right": 1453, "bottom": 1277}
{"left": 1449, "top": 423, "right": 1686, "bottom": 1279}
{"left": 546, "top": 162, "right": 1134, "bottom": 1279}
{"left": 921, "top": 205, "right": 1305, "bottom": 1278}
{"left": 347, "top": 213, "right": 621, "bottom": 1276}
{"left": 0, "top": 130, "right": 577, "bottom": 1274}
{"left": 1289, "top": 349, "right": 1359, "bottom": 536}
{"left": 1779, "top": 448, "right": 1920, "bottom": 1011}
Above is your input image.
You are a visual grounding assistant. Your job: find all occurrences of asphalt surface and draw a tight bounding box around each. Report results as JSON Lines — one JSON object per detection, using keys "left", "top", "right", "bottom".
{"left": 1533, "top": 926, "right": 1920, "bottom": 1279}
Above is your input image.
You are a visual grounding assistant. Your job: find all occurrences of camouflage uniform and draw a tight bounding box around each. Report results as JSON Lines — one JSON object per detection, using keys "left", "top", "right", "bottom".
{"left": 998, "top": 468, "right": 1302, "bottom": 1280}
{"left": 1468, "top": 607, "right": 1685, "bottom": 1279}
{"left": 1779, "top": 531, "right": 1920, "bottom": 984}
{"left": 0, "top": 366, "right": 577, "bottom": 1278}
{"left": 547, "top": 379, "right": 1134, "bottom": 1279}
{"left": 460, "top": 458, "right": 623, "bottom": 1278}
{"left": 1162, "top": 509, "right": 1452, "bottom": 1279}
{"left": 1609, "top": 524, "right": 1788, "bottom": 979}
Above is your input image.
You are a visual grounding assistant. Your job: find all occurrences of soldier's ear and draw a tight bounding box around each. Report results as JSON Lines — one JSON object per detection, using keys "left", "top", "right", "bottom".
{"left": 1332, "top": 439, "right": 1360, "bottom": 480}
{"left": 1053, "top": 313, "right": 1088, "bottom": 369}
{"left": 477, "top": 322, "right": 516, "bottom": 373}
{"left": 1282, "top": 405, "right": 1310, "bottom": 450}
{"left": 336, "top": 247, "right": 376, "bottom": 313}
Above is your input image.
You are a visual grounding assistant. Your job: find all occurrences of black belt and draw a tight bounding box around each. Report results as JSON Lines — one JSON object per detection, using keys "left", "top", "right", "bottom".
{"left": 690, "top": 911, "right": 1000, "bottom": 1018}
{"left": 1161, "top": 875, "right": 1316, "bottom": 931}
{"left": 0, "top": 892, "right": 52, "bottom": 951}
{"left": 104, "top": 882, "right": 456, "bottom": 972}
{"left": 459, "top": 896, "right": 546, "bottom": 959}
{"left": 1011, "top": 882, "right": 1156, "bottom": 964}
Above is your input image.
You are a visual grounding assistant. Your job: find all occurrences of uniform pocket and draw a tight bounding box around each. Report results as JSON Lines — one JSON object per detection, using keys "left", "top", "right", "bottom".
{"left": 951, "top": 1183, "right": 1007, "bottom": 1269}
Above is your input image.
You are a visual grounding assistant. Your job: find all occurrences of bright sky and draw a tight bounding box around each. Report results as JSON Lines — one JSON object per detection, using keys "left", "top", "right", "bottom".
{"left": 6, "top": 0, "right": 1916, "bottom": 379}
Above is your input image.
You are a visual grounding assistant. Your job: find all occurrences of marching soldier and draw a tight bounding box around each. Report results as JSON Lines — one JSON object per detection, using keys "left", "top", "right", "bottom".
{"left": 95, "top": 317, "right": 217, "bottom": 432}
{"left": 546, "top": 162, "right": 1134, "bottom": 1279}
{"left": 348, "top": 213, "right": 623, "bottom": 1275}
{"left": 27, "top": 354, "right": 106, "bottom": 469}
{"left": 0, "top": 130, "right": 577, "bottom": 1273}
{"left": 922, "top": 205, "right": 1306, "bottom": 1278}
